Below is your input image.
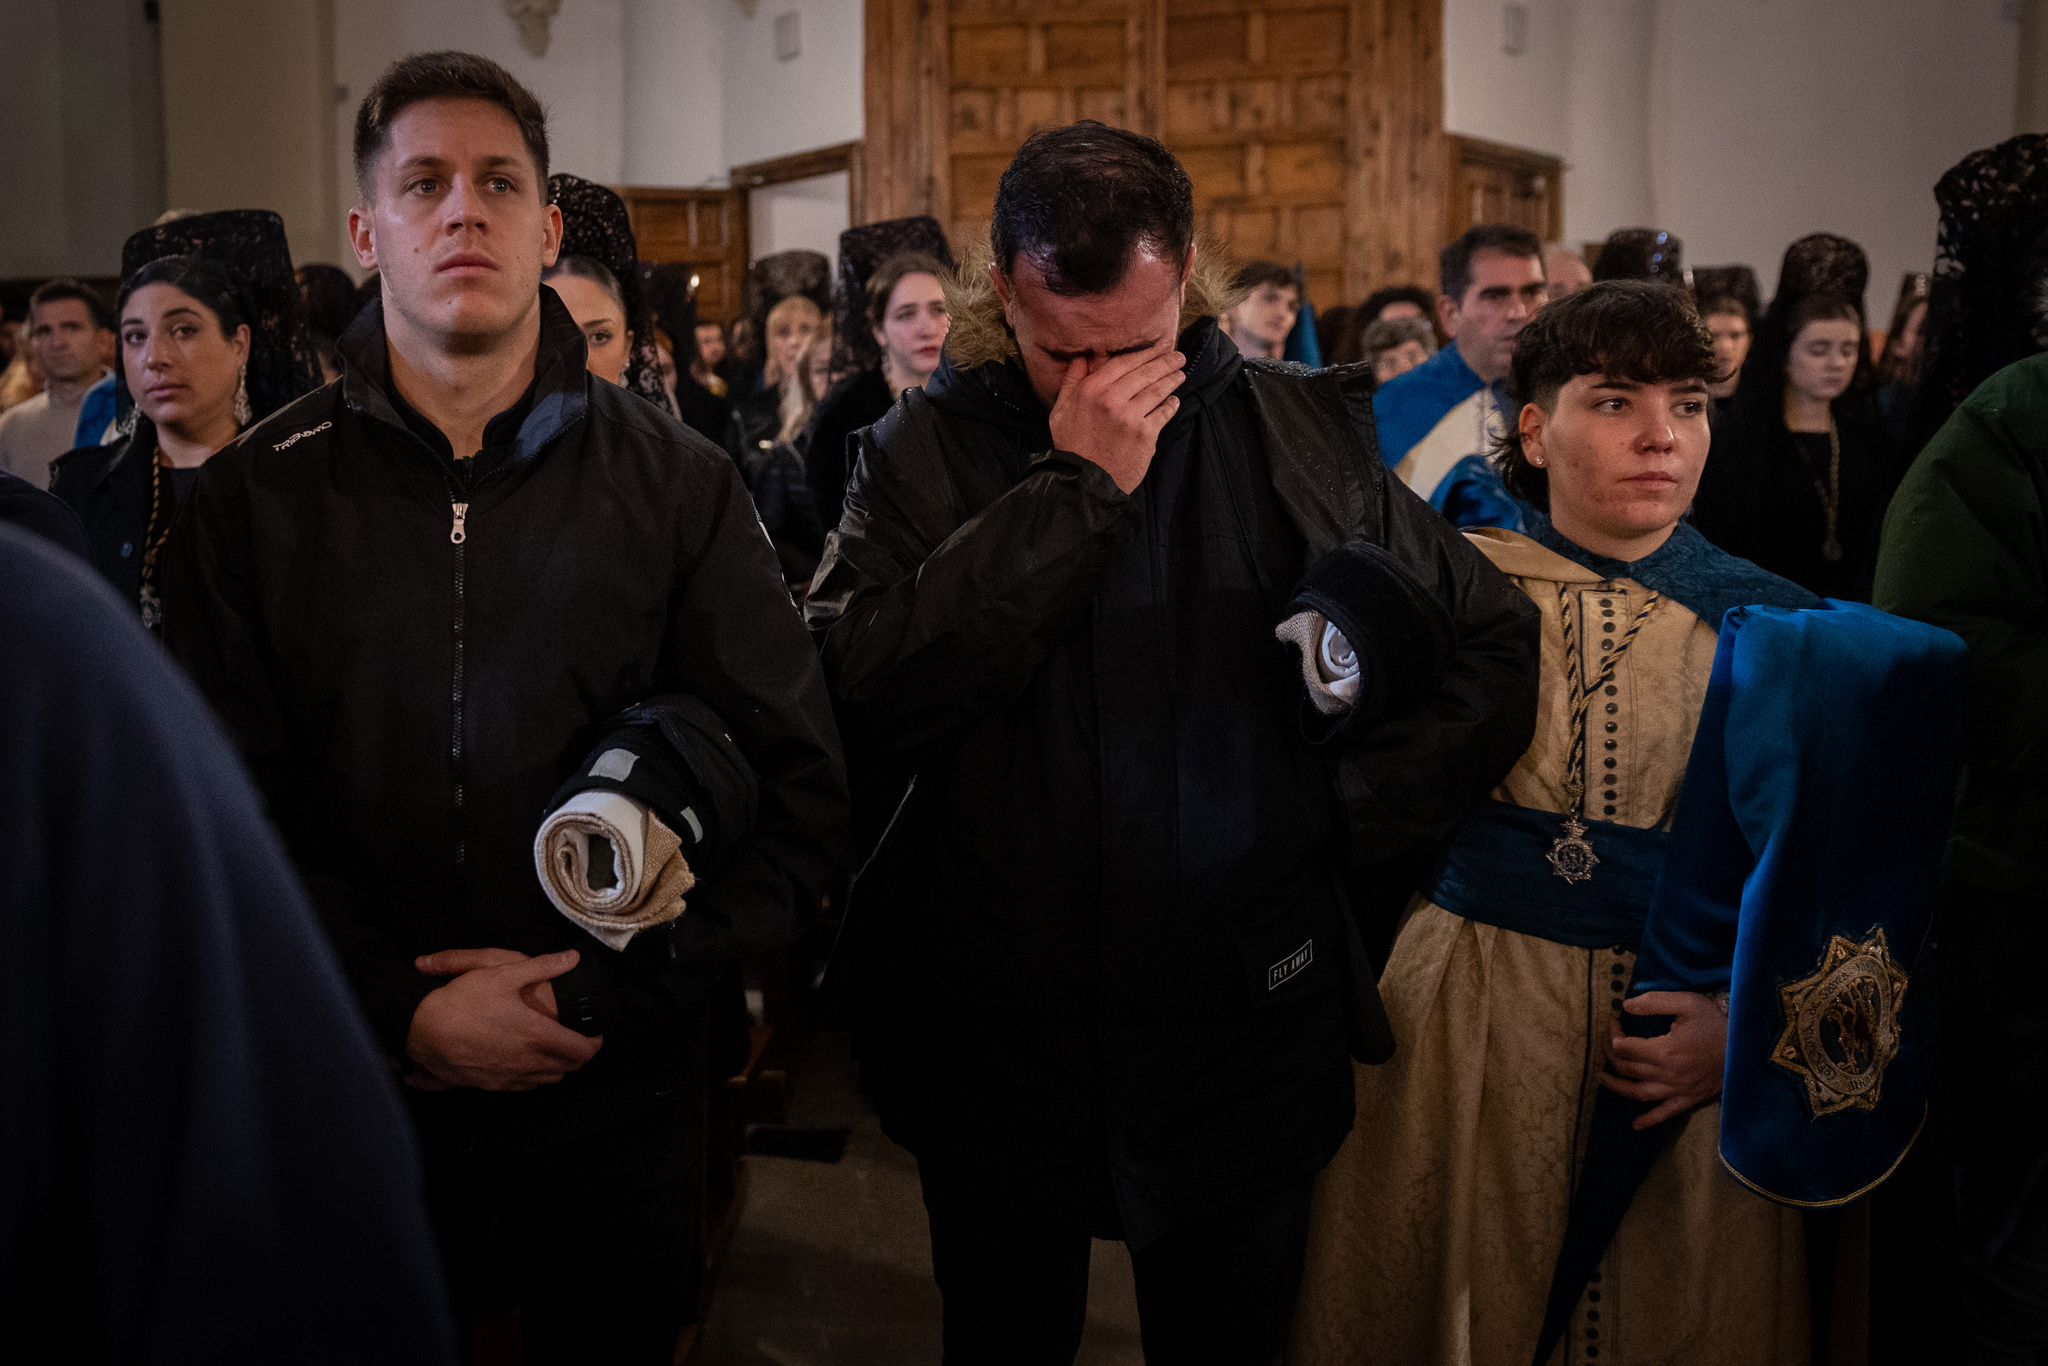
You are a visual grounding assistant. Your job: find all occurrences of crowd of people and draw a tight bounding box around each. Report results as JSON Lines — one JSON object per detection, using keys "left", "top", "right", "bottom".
{"left": 3, "top": 43, "right": 2045, "bottom": 1366}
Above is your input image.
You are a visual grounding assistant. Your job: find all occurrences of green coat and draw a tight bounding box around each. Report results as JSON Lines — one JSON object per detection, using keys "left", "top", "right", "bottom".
{"left": 1875, "top": 353, "right": 2048, "bottom": 896}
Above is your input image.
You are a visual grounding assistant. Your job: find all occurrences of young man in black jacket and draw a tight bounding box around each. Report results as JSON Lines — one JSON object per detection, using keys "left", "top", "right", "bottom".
{"left": 807, "top": 123, "right": 1539, "bottom": 1364}
{"left": 167, "top": 52, "right": 845, "bottom": 1364}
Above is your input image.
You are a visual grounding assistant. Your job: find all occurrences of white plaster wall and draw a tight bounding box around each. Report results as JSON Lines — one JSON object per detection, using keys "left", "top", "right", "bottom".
{"left": 331, "top": 0, "right": 628, "bottom": 264}
{"left": 621, "top": 0, "right": 726, "bottom": 186}
{"left": 1444, "top": 0, "right": 2020, "bottom": 307}
{"left": 162, "top": 0, "right": 337, "bottom": 283}
{"left": 749, "top": 169, "right": 852, "bottom": 266}
{"left": 1649, "top": 0, "right": 2017, "bottom": 306}
{"left": 1559, "top": 0, "right": 1653, "bottom": 248}
{"left": 1444, "top": 0, "right": 1573, "bottom": 159}
{"left": 0, "top": 0, "right": 166, "bottom": 281}
{"left": 717, "top": 0, "right": 863, "bottom": 170}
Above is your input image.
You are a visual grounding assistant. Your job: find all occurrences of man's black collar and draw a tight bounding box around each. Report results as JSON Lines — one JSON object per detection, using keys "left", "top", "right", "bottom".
{"left": 338, "top": 286, "right": 591, "bottom": 469}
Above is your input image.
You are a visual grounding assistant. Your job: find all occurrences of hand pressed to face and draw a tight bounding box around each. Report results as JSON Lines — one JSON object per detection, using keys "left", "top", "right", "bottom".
{"left": 349, "top": 96, "right": 562, "bottom": 355}
{"left": 994, "top": 248, "right": 1190, "bottom": 493}
{"left": 1519, "top": 373, "right": 1711, "bottom": 560}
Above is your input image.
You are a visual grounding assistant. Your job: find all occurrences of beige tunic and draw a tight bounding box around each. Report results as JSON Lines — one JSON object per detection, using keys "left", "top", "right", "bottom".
{"left": 1291, "top": 529, "right": 1809, "bottom": 1366}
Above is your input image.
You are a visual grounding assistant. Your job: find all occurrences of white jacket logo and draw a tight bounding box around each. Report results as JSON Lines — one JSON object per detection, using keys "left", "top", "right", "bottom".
{"left": 272, "top": 420, "right": 332, "bottom": 451}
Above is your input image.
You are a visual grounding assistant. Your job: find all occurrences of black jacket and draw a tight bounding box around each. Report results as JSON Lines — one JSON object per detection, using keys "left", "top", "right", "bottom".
{"left": 50, "top": 421, "right": 200, "bottom": 613}
{"left": 166, "top": 292, "right": 847, "bottom": 1147}
{"left": 801, "top": 367, "right": 893, "bottom": 532}
{"left": 806, "top": 322, "right": 1537, "bottom": 1242}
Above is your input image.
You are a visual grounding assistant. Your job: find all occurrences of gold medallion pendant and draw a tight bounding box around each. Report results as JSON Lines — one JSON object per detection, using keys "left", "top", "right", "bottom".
{"left": 1547, "top": 817, "right": 1600, "bottom": 884}
{"left": 1771, "top": 928, "right": 1911, "bottom": 1118}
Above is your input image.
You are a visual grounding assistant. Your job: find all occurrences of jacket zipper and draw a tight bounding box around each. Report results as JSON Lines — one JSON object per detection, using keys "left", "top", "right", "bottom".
{"left": 448, "top": 493, "right": 470, "bottom": 867}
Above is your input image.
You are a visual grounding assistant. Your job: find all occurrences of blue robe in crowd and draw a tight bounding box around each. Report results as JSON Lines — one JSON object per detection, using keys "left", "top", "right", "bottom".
{"left": 1370, "top": 341, "right": 1526, "bottom": 529}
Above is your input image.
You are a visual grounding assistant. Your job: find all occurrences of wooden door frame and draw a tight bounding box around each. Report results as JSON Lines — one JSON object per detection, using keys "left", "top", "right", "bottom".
{"left": 729, "top": 141, "right": 866, "bottom": 229}
{"left": 1445, "top": 134, "right": 1565, "bottom": 242}
{"left": 860, "top": 0, "right": 1449, "bottom": 298}
{"left": 618, "top": 185, "right": 750, "bottom": 324}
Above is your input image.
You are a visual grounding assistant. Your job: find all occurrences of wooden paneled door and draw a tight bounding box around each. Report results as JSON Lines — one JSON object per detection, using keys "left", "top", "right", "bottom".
{"left": 1445, "top": 134, "right": 1563, "bottom": 243}
{"left": 864, "top": 0, "right": 1455, "bottom": 301}
{"left": 618, "top": 187, "right": 748, "bottom": 325}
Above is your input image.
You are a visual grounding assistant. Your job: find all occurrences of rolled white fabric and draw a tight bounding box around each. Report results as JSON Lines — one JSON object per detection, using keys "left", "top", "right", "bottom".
{"left": 533, "top": 790, "right": 696, "bottom": 951}
{"left": 1274, "top": 609, "right": 1362, "bottom": 715}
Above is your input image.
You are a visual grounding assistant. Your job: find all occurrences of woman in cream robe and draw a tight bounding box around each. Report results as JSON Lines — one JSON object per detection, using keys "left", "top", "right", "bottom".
{"left": 1292, "top": 517, "right": 1817, "bottom": 1366}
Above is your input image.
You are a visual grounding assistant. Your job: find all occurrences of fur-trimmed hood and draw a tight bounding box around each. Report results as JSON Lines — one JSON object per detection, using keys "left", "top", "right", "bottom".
{"left": 942, "top": 238, "right": 1244, "bottom": 370}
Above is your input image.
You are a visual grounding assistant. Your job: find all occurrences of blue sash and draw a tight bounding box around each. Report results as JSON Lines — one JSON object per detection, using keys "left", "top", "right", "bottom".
{"left": 1426, "top": 801, "right": 1670, "bottom": 950}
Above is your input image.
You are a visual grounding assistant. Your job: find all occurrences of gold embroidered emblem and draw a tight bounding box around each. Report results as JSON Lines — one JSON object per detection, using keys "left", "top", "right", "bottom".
{"left": 1772, "top": 929, "right": 1910, "bottom": 1118}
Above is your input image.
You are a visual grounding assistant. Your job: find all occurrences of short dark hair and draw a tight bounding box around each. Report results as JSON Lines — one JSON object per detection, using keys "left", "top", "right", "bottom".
{"left": 1440, "top": 224, "right": 1544, "bottom": 304}
{"left": 353, "top": 51, "right": 550, "bottom": 196}
{"left": 1495, "top": 280, "right": 1717, "bottom": 508}
{"left": 1360, "top": 315, "right": 1437, "bottom": 361}
{"left": 296, "top": 263, "right": 361, "bottom": 341}
{"left": 29, "top": 278, "right": 113, "bottom": 332}
{"left": 990, "top": 121, "right": 1194, "bottom": 296}
{"left": 865, "top": 251, "right": 951, "bottom": 332}
{"left": 1360, "top": 284, "right": 1436, "bottom": 322}
{"left": 1232, "top": 259, "right": 1298, "bottom": 295}
{"left": 117, "top": 256, "right": 249, "bottom": 339}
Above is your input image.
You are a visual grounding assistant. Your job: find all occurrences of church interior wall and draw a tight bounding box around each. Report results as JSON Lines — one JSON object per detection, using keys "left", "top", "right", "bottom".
{"left": 3, "top": 0, "right": 2039, "bottom": 311}
{"left": 716, "top": 0, "right": 865, "bottom": 173}
{"left": 1446, "top": 0, "right": 2021, "bottom": 306}
{"left": 0, "top": 0, "right": 165, "bottom": 284}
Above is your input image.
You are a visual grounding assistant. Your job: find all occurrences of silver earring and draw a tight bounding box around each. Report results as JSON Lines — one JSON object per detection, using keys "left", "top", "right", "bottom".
{"left": 233, "top": 362, "right": 252, "bottom": 427}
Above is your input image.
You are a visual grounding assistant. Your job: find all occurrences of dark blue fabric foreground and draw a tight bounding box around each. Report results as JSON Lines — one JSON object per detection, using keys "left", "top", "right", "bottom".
{"left": 0, "top": 526, "right": 454, "bottom": 1363}
{"left": 1641, "top": 599, "right": 1965, "bottom": 1205}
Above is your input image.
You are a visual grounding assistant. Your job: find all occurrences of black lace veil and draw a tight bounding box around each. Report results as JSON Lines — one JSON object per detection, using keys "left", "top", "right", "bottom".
{"left": 116, "top": 209, "right": 323, "bottom": 426}
{"left": 737, "top": 251, "right": 833, "bottom": 373}
{"left": 1736, "top": 232, "right": 1874, "bottom": 408}
{"left": 1592, "top": 228, "right": 1687, "bottom": 288}
{"left": 548, "top": 173, "right": 675, "bottom": 416}
{"left": 1908, "top": 134, "right": 2048, "bottom": 449}
{"left": 641, "top": 262, "right": 700, "bottom": 370}
{"left": 1692, "top": 265, "right": 1762, "bottom": 322}
{"left": 830, "top": 216, "right": 956, "bottom": 375}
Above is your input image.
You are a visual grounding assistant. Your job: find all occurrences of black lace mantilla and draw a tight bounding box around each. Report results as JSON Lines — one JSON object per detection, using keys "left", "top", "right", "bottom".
{"left": 549, "top": 173, "right": 675, "bottom": 417}
{"left": 1737, "top": 232, "right": 1875, "bottom": 407}
{"left": 1910, "top": 133, "right": 2048, "bottom": 448}
{"left": 1592, "top": 227, "right": 1686, "bottom": 288}
{"left": 830, "top": 215, "right": 956, "bottom": 375}
{"left": 117, "top": 209, "right": 323, "bottom": 426}
{"left": 738, "top": 250, "right": 833, "bottom": 370}
{"left": 1692, "top": 264, "right": 1762, "bottom": 321}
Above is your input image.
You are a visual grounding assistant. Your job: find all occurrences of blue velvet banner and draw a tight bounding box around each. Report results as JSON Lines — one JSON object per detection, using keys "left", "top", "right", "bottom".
{"left": 1637, "top": 600, "right": 1966, "bottom": 1205}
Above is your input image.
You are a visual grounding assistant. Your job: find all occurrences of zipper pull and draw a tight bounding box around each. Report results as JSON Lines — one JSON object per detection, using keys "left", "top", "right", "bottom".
{"left": 449, "top": 501, "right": 469, "bottom": 545}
